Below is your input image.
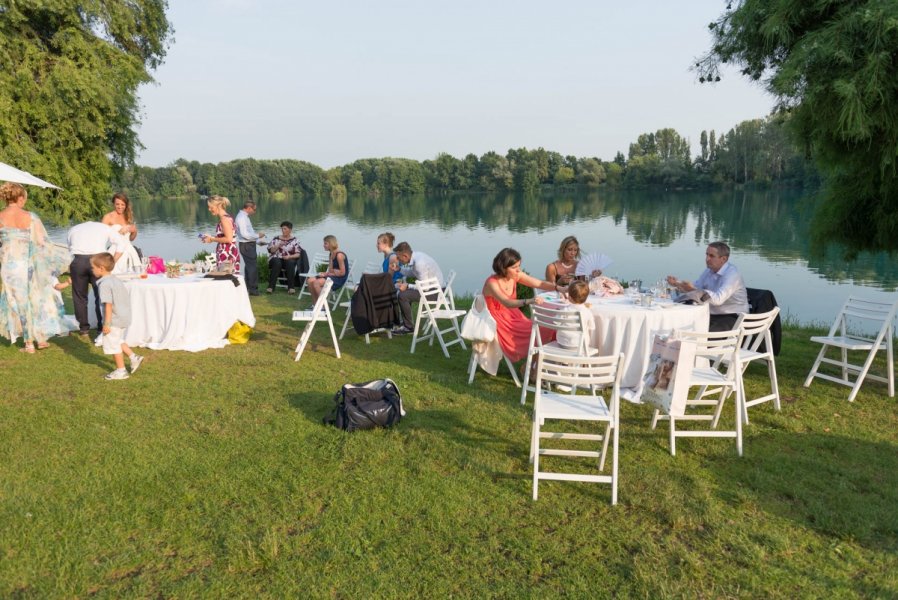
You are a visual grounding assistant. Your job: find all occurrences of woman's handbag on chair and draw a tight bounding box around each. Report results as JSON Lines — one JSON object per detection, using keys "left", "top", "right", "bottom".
{"left": 460, "top": 294, "right": 497, "bottom": 342}
{"left": 640, "top": 333, "right": 695, "bottom": 417}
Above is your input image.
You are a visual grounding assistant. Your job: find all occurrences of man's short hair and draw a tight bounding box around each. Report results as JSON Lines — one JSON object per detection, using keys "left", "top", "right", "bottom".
{"left": 708, "top": 241, "right": 730, "bottom": 257}
{"left": 90, "top": 252, "right": 115, "bottom": 272}
{"left": 243, "top": 201, "right": 256, "bottom": 210}
{"left": 393, "top": 241, "right": 412, "bottom": 255}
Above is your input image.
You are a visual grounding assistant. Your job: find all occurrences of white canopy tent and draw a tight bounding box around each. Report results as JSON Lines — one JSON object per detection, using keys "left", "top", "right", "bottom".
{"left": 0, "top": 161, "right": 61, "bottom": 189}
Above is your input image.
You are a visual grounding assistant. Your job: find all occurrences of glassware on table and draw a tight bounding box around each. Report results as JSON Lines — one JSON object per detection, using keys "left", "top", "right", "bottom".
{"left": 140, "top": 257, "right": 149, "bottom": 272}
{"left": 194, "top": 260, "right": 204, "bottom": 274}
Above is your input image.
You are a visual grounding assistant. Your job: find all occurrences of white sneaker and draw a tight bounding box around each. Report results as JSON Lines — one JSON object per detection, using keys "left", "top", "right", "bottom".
{"left": 130, "top": 354, "right": 144, "bottom": 374}
{"left": 105, "top": 368, "right": 130, "bottom": 381}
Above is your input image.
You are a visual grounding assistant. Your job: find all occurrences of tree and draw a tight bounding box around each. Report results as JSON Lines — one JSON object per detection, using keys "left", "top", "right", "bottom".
{"left": 699, "top": 0, "right": 898, "bottom": 252}
{"left": 0, "top": 2, "right": 172, "bottom": 222}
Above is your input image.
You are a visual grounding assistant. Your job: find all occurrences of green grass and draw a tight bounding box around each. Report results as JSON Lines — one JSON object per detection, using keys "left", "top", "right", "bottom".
{"left": 1, "top": 292, "right": 896, "bottom": 598}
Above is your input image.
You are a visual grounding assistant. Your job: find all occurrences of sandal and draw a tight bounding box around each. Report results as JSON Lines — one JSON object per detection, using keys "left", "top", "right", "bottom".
{"left": 19, "top": 343, "right": 35, "bottom": 354}
{"left": 36, "top": 342, "right": 50, "bottom": 350}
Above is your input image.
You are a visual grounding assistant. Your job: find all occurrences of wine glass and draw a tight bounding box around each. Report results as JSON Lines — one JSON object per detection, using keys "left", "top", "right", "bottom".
{"left": 140, "top": 257, "right": 149, "bottom": 272}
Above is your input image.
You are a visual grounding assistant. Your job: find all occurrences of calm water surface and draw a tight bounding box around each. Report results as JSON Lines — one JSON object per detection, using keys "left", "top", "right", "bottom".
{"left": 46, "top": 189, "right": 897, "bottom": 325}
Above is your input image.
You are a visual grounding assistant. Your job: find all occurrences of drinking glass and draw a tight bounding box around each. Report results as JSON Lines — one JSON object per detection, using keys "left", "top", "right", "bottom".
{"left": 628, "top": 280, "right": 639, "bottom": 297}
{"left": 194, "top": 260, "right": 204, "bottom": 274}
{"left": 140, "top": 257, "right": 149, "bottom": 272}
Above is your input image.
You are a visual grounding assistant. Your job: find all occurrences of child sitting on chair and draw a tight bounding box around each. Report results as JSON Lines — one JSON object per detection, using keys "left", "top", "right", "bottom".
{"left": 90, "top": 252, "right": 143, "bottom": 380}
{"left": 555, "top": 280, "right": 597, "bottom": 350}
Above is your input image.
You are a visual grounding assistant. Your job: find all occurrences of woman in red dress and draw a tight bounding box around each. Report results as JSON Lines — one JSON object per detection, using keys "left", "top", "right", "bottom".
{"left": 483, "top": 248, "right": 562, "bottom": 363}
{"left": 201, "top": 195, "right": 240, "bottom": 274}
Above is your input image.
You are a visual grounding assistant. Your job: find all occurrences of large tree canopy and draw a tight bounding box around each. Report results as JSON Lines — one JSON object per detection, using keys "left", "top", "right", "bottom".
{"left": 699, "top": 0, "right": 898, "bottom": 253}
{"left": 0, "top": 1, "right": 172, "bottom": 221}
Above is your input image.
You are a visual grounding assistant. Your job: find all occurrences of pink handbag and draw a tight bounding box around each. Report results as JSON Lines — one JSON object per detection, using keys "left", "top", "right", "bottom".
{"left": 146, "top": 256, "right": 165, "bottom": 274}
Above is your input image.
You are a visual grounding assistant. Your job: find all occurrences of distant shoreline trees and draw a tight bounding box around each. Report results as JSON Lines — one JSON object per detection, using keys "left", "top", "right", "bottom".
{"left": 115, "top": 114, "right": 818, "bottom": 202}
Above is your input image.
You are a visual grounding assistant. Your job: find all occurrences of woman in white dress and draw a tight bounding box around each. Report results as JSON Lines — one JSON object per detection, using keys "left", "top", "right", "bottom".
{"left": 101, "top": 192, "right": 141, "bottom": 273}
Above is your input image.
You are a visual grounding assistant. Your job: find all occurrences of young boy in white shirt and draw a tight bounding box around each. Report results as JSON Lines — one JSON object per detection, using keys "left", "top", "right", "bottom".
{"left": 90, "top": 253, "right": 143, "bottom": 380}
{"left": 555, "top": 280, "right": 596, "bottom": 350}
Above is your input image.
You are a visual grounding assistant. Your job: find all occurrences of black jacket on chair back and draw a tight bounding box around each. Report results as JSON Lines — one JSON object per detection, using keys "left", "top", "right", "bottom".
{"left": 351, "top": 273, "right": 400, "bottom": 335}
{"left": 747, "top": 288, "right": 782, "bottom": 356}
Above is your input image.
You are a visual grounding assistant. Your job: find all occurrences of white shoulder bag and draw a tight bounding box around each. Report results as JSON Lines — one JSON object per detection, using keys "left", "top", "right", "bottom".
{"left": 460, "top": 293, "right": 497, "bottom": 342}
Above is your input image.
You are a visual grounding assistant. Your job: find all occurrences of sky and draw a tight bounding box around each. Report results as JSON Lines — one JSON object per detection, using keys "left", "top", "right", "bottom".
{"left": 134, "top": 0, "right": 775, "bottom": 169}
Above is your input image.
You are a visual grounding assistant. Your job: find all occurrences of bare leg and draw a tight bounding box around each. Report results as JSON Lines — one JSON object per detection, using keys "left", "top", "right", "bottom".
{"left": 114, "top": 352, "right": 125, "bottom": 370}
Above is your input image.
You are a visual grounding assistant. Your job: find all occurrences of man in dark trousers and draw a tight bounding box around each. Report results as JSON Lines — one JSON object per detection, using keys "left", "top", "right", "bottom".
{"left": 67, "top": 222, "right": 124, "bottom": 337}
{"left": 234, "top": 201, "right": 265, "bottom": 295}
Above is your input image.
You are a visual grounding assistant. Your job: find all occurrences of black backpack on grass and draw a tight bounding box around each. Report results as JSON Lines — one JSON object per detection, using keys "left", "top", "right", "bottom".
{"left": 324, "top": 379, "right": 405, "bottom": 432}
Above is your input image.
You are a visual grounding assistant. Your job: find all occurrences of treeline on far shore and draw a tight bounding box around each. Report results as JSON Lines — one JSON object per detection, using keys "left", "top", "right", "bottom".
{"left": 116, "top": 115, "right": 820, "bottom": 202}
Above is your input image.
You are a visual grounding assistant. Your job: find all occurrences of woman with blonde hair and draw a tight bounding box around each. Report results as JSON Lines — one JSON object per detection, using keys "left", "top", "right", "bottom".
{"left": 101, "top": 192, "right": 141, "bottom": 273}
{"left": 0, "top": 182, "right": 72, "bottom": 352}
{"left": 308, "top": 234, "right": 348, "bottom": 303}
{"left": 545, "top": 235, "right": 581, "bottom": 285}
{"left": 201, "top": 195, "right": 240, "bottom": 274}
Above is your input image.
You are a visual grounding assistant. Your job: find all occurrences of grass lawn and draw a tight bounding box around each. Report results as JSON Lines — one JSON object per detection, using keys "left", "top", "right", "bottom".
{"left": 1, "top": 291, "right": 896, "bottom": 598}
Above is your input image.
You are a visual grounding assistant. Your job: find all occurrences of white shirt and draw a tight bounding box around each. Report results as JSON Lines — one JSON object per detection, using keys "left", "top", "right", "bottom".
{"left": 694, "top": 261, "right": 749, "bottom": 315}
{"left": 234, "top": 209, "right": 260, "bottom": 243}
{"left": 555, "top": 304, "right": 596, "bottom": 350}
{"left": 403, "top": 250, "right": 444, "bottom": 287}
{"left": 67, "top": 222, "right": 124, "bottom": 256}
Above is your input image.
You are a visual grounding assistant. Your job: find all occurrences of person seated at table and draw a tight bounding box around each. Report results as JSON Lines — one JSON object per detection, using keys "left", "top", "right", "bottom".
{"left": 266, "top": 221, "right": 302, "bottom": 294}
{"left": 554, "top": 280, "right": 596, "bottom": 351}
{"left": 308, "top": 234, "right": 348, "bottom": 304}
{"left": 376, "top": 231, "right": 402, "bottom": 284}
{"left": 483, "top": 247, "right": 561, "bottom": 363}
{"left": 666, "top": 241, "right": 749, "bottom": 332}
{"left": 545, "top": 235, "right": 603, "bottom": 285}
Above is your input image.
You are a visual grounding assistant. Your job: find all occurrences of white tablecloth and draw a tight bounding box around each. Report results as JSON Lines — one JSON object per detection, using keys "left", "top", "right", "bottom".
{"left": 588, "top": 295, "right": 709, "bottom": 401}
{"left": 91, "top": 273, "right": 255, "bottom": 352}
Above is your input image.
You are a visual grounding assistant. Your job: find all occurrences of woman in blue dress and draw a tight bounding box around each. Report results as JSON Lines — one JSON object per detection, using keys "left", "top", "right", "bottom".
{"left": 308, "top": 234, "right": 348, "bottom": 304}
{"left": 0, "top": 183, "right": 72, "bottom": 352}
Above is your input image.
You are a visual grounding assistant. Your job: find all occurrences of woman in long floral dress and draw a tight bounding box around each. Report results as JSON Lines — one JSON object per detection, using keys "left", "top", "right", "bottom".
{"left": 0, "top": 183, "right": 72, "bottom": 352}
{"left": 201, "top": 195, "right": 240, "bottom": 274}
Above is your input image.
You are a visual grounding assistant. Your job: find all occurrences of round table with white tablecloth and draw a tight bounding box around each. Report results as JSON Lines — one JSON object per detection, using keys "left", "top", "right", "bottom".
{"left": 90, "top": 273, "right": 255, "bottom": 352}
{"left": 587, "top": 294, "right": 709, "bottom": 401}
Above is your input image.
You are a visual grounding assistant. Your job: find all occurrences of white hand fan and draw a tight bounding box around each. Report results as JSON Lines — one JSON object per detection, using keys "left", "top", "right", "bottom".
{"left": 575, "top": 252, "right": 613, "bottom": 277}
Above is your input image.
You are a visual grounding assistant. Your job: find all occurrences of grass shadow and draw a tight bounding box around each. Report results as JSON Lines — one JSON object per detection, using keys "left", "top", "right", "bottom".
{"left": 713, "top": 431, "right": 898, "bottom": 553}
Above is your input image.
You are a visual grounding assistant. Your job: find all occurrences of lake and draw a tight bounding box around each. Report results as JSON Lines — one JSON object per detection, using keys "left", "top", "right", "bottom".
{"left": 45, "top": 189, "right": 897, "bottom": 325}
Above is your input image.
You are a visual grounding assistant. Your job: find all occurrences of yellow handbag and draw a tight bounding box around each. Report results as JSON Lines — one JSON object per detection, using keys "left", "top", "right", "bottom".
{"left": 227, "top": 321, "right": 252, "bottom": 344}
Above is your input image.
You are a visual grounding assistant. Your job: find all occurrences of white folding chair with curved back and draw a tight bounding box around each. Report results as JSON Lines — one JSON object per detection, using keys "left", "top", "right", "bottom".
{"left": 803, "top": 296, "right": 897, "bottom": 402}
{"left": 409, "top": 277, "right": 467, "bottom": 358}
{"left": 732, "top": 307, "right": 781, "bottom": 423}
{"left": 530, "top": 350, "right": 625, "bottom": 505}
{"left": 327, "top": 258, "right": 357, "bottom": 311}
{"left": 650, "top": 328, "right": 745, "bottom": 456}
{"left": 520, "top": 303, "right": 599, "bottom": 406}
{"left": 295, "top": 251, "right": 330, "bottom": 301}
{"left": 292, "top": 278, "right": 340, "bottom": 362}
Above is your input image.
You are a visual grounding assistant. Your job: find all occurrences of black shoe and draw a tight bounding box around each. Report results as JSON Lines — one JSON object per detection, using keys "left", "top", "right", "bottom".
{"left": 391, "top": 325, "right": 413, "bottom": 335}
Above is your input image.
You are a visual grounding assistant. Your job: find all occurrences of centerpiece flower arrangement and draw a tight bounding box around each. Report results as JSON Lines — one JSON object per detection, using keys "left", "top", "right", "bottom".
{"left": 165, "top": 259, "right": 181, "bottom": 278}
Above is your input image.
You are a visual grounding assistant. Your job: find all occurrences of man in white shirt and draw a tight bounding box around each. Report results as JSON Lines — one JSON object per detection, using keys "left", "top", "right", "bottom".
{"left": 392, "top": 241, "right": 445, "bottom": 334}
{"left": 67, "top": 222, "right": 124, "bottom": 336}
{"left": 234, "top": 201, "right": 265, "bottom": 295}
{"left": 667, "top": 241, "right": 749, "bottom": 332}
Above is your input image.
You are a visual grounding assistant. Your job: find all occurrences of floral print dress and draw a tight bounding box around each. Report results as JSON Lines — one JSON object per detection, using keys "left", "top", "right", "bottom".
{"left": 0, "top": 213, "right": 72, "bottom": 344}
{"left": 215, "top": 214, "right": 240, "bottom": 274}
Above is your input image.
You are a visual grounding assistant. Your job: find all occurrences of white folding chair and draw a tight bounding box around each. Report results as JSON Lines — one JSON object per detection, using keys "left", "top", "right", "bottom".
{"left": 520, "top": 303, "right": 599, "bottom": 405}
{"left": 732, "top": 307, "right": 781, "bottom": 423}
{"left": 339, "top": 262, "right": 393, "bottom": 344}
{"left": 292, "top": 278, "right": 341, "bottom": 362}
{"left": 530, "top": 350, "right": 624, "bottom": 505}
{"left": 409, "top": 277, "right": 467, "bottom": 358}
{"left": 804, "top": 297, "right": 897, "bottom": 402}
{"left": 329, "top": 258, "right": 357, "bottom": 311}
{"left": 296, "top": 251, "right": 330, "bottom": 301}
{"left": 444, "top": 269, "right": 458, "bottom": 310}
{"left": 650, "top": 328, "right": 745, "bottom": 457}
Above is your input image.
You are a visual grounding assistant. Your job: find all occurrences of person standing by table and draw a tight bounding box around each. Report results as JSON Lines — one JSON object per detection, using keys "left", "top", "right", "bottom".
{"left": 235, "top": 200, "right": 264, "bottom": 296}
{"left": 67, "top": 221, "right": 124, "bottom": 337}
{"left": 666, "top": 241, "right": 748, "bottom": 332}
{"left": 202, "top": 195, "right": 240, "bottom": 275}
